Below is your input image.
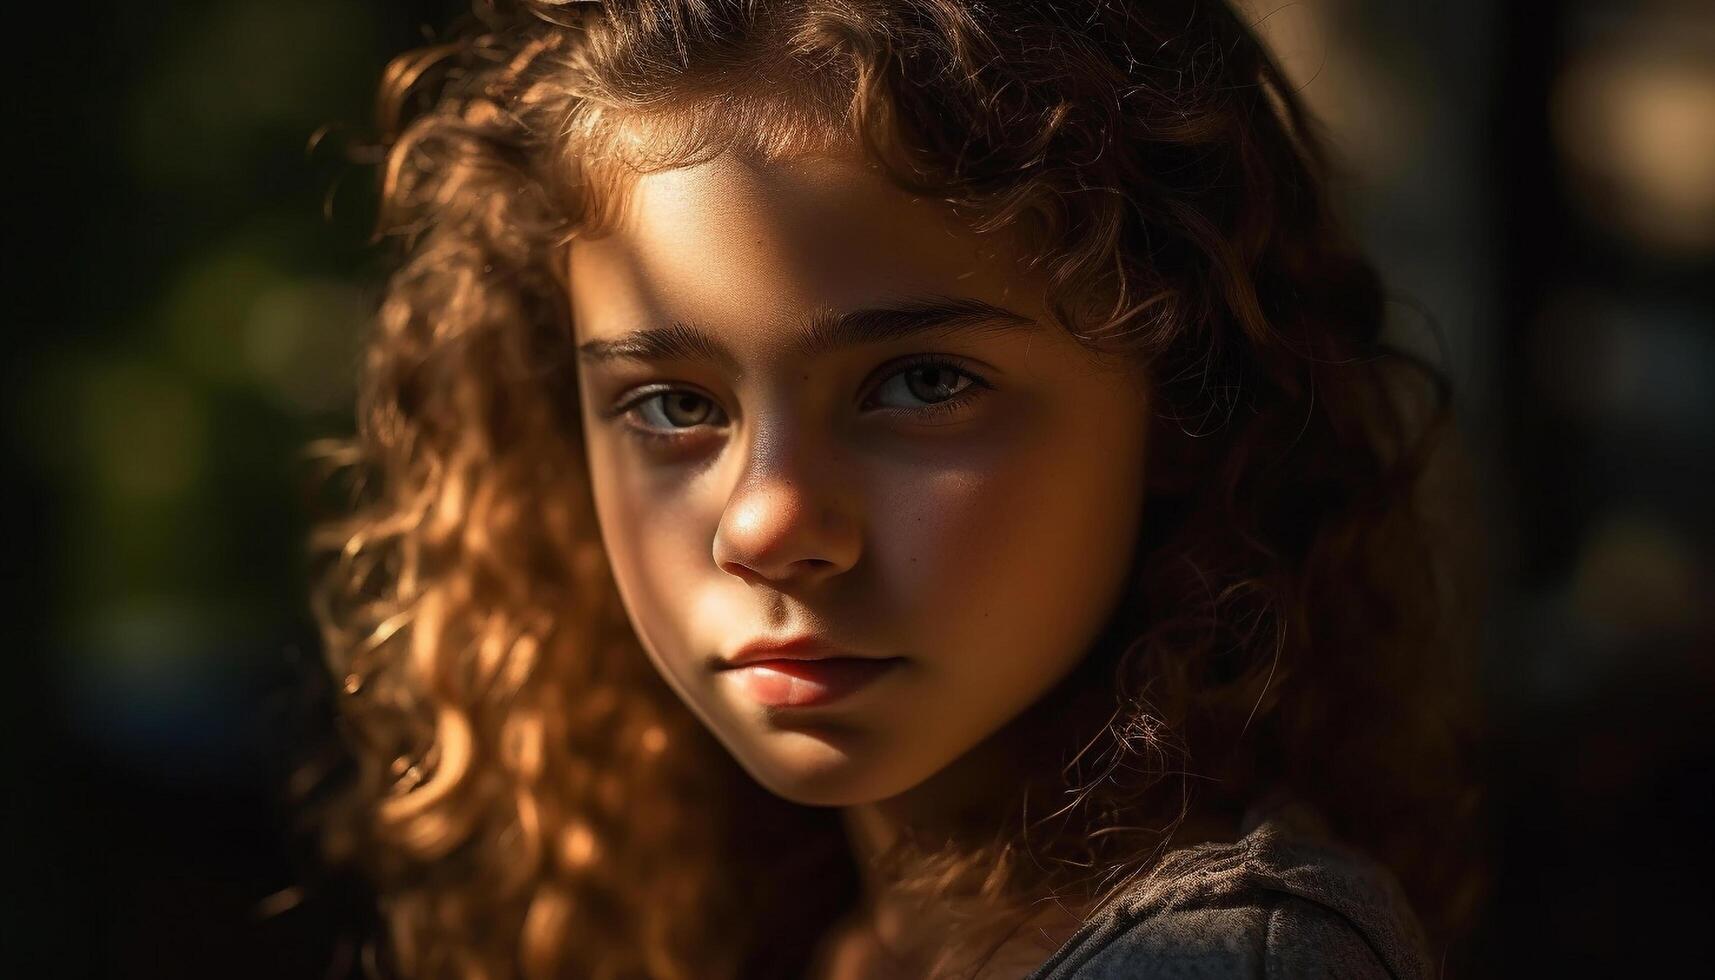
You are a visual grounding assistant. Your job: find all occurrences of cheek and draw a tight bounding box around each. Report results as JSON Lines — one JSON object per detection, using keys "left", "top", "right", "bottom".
{"left": 583, "top": 443, "right": 711, "bottom": 672}
{"left": 872, "top": 411, "right": 1146, "bottom": 672}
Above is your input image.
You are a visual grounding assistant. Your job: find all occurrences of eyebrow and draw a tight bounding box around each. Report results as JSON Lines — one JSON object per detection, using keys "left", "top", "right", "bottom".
{"left": 575, "top": 295, "right": 1038, "bottom": 370}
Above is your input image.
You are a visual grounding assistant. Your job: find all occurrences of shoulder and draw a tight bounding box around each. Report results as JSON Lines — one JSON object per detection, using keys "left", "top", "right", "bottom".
{"left": 1043, "top": 893, "right": 1398, "bottom": 980}
{"left": 1025, "top": 801, "right": 1434, "bottom": 980}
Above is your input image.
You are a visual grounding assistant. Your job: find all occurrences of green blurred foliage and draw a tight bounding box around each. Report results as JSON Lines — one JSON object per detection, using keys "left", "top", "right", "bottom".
{"left": 18, "top": 0, "right": 422, "bottom": 764}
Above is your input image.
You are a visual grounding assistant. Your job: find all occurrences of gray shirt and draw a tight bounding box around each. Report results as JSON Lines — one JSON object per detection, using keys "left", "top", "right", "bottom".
{"left": 1022, "top": 799, "right": 1433, "bottom": 980}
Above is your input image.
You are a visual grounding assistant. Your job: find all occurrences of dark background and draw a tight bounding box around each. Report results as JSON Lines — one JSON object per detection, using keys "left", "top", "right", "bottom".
{"left": 9, "top": 1, "right": 1712, "bottom": 976}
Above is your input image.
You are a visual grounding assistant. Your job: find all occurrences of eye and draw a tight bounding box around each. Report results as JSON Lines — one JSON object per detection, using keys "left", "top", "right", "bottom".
{"left": 864, "top": 356, "right": 993, "bottom": 419}
{"left": 605, "top": 387, "right": 728, "bottom": 444}
{"left": 603, "top": 356, "right": 993, "bottom": 448}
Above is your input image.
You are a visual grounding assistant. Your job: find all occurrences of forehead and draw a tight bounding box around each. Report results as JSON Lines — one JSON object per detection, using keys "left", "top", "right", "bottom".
{"left": 566, "top": 146, "right": 1049, "bottom": 352}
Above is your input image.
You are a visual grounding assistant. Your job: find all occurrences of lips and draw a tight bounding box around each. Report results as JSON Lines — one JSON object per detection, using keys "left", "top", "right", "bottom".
{"left": 721, "top": 656, "right": 904, "bottom": 708}
{"left": 721, "top": 635, "right": 884, "bottom": 669}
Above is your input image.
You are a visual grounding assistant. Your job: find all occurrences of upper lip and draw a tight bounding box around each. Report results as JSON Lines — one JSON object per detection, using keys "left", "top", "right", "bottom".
{"left": 718, "top": 635, "right": 894, "bottom": 669}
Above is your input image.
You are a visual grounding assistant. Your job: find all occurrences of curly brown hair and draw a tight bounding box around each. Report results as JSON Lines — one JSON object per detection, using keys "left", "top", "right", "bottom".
{"left": 305, "top": 1, "right": 1487, "bottom": 977}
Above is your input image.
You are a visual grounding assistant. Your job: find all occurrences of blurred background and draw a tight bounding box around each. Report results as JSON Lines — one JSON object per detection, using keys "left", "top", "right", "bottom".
{"left": 8, "top": 0, "right": 1711, "bottom": 975}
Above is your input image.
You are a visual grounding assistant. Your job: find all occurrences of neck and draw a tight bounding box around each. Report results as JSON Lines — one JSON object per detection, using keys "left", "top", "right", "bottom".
{"left": 835, "top": 649, "right": 1119, "bottom": 957}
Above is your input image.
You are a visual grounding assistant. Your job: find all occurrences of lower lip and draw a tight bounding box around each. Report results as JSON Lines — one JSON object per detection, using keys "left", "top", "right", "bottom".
{"left": 723, "top": 657, "right": 904, "bottom": 708}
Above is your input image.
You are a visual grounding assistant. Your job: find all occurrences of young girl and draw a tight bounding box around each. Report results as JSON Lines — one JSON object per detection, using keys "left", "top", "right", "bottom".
{"left": 307, "top": 1, "right": 1484, "bottom": 977}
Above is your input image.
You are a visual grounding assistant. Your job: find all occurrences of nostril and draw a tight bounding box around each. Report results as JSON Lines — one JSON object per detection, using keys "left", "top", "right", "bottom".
{"left": 717, "top": 558, "right": 765, "bottom": 585}
{"left": 717, "top": 555, "right": 840, "bottom": 588}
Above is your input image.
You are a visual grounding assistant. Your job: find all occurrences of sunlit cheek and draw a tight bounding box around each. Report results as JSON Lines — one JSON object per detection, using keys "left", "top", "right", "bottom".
{"left": 618, "top": 525, "right": 707, "bottom": 627}
{"left": 871, "top": 460, "right": 1043, "bottom": 645}
{"left": 587, "top": 455, "right": 709, "bottom": 660}
{"left": 875, "top": 426, "right": 1133, "bottom": 674}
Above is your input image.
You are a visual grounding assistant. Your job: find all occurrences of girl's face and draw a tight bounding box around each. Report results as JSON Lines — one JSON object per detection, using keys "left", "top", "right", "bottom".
{"left": 568, "top": 142, "right": 1150, "bottom": 807}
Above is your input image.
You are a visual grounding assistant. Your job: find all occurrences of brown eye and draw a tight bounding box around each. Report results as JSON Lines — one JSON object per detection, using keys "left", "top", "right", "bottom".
{"left": 901, "top": 364, "right": 970, "bottom": 404}
{"left": 609, "top": 387, "right": 728, "bottom": 444}
{"left": 868, "top": 358, "right": 986, "bottom": 412}
{"left": 655, "top": 391, "right": 715, "bottom": 427}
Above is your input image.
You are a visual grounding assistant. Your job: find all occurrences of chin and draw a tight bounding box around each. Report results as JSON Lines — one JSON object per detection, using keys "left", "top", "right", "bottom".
{"left": 733, "top": 728, "right": 932, "bottom": 808}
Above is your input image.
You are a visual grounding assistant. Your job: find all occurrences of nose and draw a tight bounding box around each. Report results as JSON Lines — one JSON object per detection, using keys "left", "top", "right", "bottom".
{"left": 712, "top": 426, "right": 862, "bottom": 589}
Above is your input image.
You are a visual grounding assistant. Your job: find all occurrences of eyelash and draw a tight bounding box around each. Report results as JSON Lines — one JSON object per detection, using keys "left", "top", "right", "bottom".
{"left": 603, "top": 355, "right": 993, "bottom": 446}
